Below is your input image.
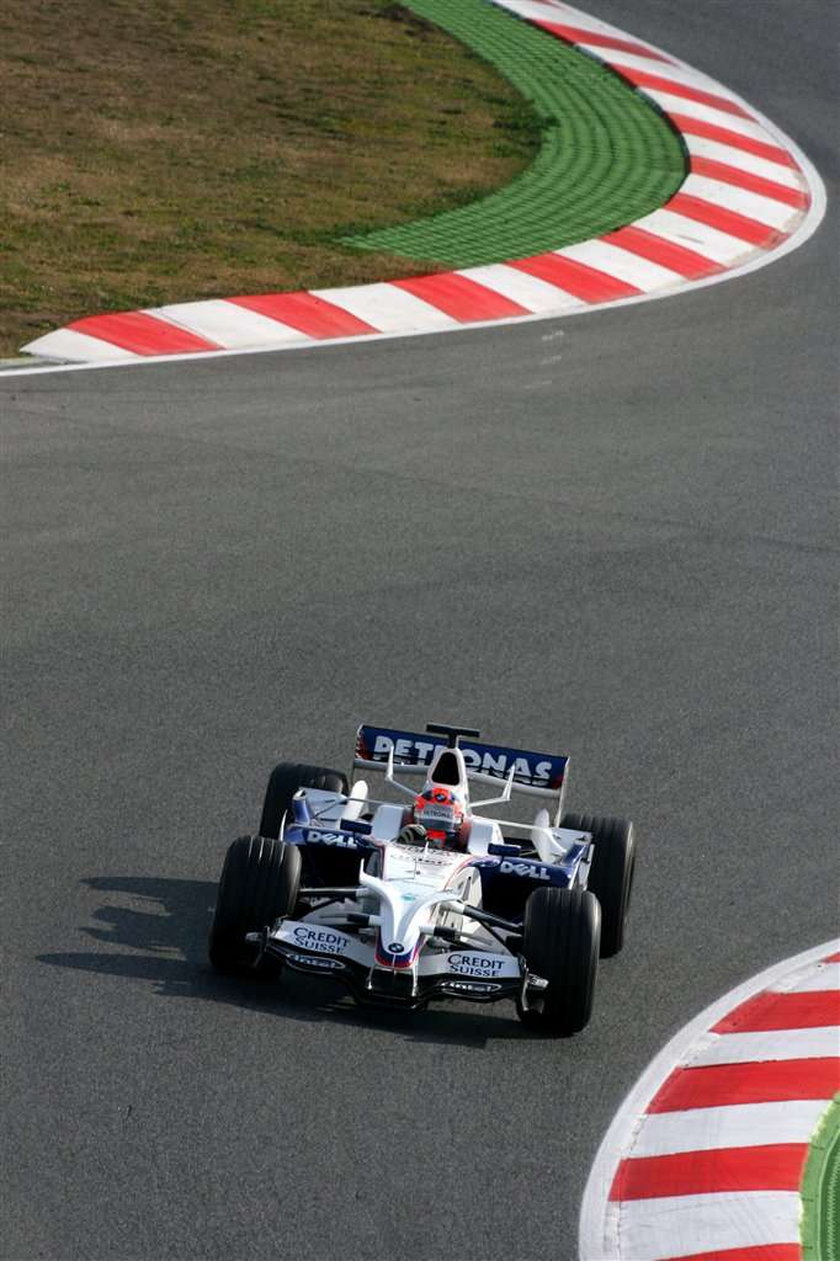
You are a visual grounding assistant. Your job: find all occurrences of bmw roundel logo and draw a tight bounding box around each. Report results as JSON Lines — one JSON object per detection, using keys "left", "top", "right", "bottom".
{"left": 386, "top": 941, "right": 405, "bottom": 954}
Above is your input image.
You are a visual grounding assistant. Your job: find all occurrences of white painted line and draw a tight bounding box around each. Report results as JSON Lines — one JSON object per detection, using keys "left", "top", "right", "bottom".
{"left": 630, "top": 1099, "right": 830, "bottom": 1157}
{"left": 308, "top": 282, "right": 458, "bottom": 332}
{"left": 681, "top": 173, "right": 799, "bottom": 229}
{"left": 459, "top": 263, "right": 585, "bottom": 312}
{"left": 633, "top": 208, "right": 753, "bottom": 264}
{"left": 691, "top": 1025, "right": 840, "bottom": 1065}
{"left": 557, "top": 240, "right": 681, "bottom": 290}
{"left": 579, "top": 938, "right": 840, "bottom": 1260}
{"left": 151, "top": 299, "right": 310, "bottom": 348}
{"left": 683, "top": 134, "right": 805, "bottom": 187}
{"left": 612, "top": 1190, "right": 801, "bottom": 1261}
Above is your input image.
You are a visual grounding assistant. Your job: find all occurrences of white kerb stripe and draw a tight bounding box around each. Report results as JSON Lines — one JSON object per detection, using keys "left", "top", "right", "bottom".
{"left": 629, "top": 1098, "right": 830, "bottom": 1157}
{"left": 614, "top": 1190, "right": 801, "bottom": 1261}
{"left": 20, "top": 328, "right": 140, "bottom": 362}
{"left": 641, "top": 91, "right": 779, "bottom": 141}
{"left": 529, "top": 0, "right": 674, "bottom": 46}
{"left": 681, "top": 173, "right": 799, "bottom": 230}
{"left": 557, "top": 240, "right": 683, "bottom": 290}
{"left": 150, "top": 300, "right": 311, "bottom": 347}
{"left": 459, "top": 263, "right": 585, "bottom": 313}
{"left": 781, "top": 961, "right": 840, "bottom": 993}
{"left": 491, "top": 0, "right": 574, "bottom": 22}
{"left": 684, "top": 134, "right": 804, "bottom": 187}
{"left": 575, "top": 41, "right": 673, "bottom": 70}
{"left": 492, "top": 0, "right": 627, "bottom": 36}
{"left": 309, "top": 282, "right": 459, "bottom": 332}
{"left": 689, "top": 1025, "right": 840, "bottom": 1065}
{"left": 636, "top": 208, "right": 752, "bottom": 264}
{"left": 598, "top": 50, "right": 729, "bottom": 90}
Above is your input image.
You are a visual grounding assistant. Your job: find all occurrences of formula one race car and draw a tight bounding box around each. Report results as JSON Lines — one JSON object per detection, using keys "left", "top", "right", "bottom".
{"left": 208, "top": 723, "right": 636, "bottom": 1035}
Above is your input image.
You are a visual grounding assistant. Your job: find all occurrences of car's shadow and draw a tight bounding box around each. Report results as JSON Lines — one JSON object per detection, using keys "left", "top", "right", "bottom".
{"left": 38, "top": 875, "right": 537, "bottom": 1046}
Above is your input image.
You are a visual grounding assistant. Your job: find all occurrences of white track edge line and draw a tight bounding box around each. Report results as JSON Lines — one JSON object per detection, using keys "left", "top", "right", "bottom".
{"left": 0, "top": 9, "right": 827, "bottom": 381}
{"left": 577, "top": 935, "right": 840, "bottom": 1261}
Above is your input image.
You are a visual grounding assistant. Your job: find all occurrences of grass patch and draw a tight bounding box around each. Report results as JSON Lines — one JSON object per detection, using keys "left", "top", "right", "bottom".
{"left": 0, "top": 0, "right": 541, "bottom": 354}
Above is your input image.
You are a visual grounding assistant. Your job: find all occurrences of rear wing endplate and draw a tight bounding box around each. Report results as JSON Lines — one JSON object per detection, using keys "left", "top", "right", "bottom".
{"left": 354, "top": 724, "right": 568, "bottom": 801}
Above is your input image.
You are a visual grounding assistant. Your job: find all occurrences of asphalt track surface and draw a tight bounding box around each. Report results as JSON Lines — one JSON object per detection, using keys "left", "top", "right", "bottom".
{"left": 2, "top": 4, "right": 837, "bottom": 1259}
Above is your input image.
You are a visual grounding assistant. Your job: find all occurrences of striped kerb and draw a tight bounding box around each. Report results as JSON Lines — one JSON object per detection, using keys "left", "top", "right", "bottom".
{"left": 610, "top": 1144, "right": 809, "bottom": 1200}
{"left": 712, "top": 990, "right": 840, "bottom": 1032}
{"left": 229, "top": 292, "right": 378, "bottom": 338}
{"left": 689, "top": 157, "right": 808, "bottom": 208}
{"left": 533, "top": 20, "right": 674, "bottom": 63}
{"left": 392, "top": 273, "right": 529, "bottom": 319}
{"left": 610, "top": 66, "right": 752, "bottom": 118}
{"left": 647, "top": 1058, "right": 840, "bottom": 1112}
{"left": 68, "top": 311, "right": 221, "bottom": 355}
{"left": 666, "top": 193, "right": 786, "bottom": 247}
{"left": 510, "top": 253, "right": 641, "bottom": 301}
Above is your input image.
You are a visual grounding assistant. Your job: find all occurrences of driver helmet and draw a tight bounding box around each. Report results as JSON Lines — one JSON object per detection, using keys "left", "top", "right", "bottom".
{"left": 412, "top": 785, "right": 468, "bottom": 849}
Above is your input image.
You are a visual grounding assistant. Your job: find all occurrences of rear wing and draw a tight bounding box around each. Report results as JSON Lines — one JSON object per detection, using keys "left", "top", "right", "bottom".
{"left": 354, "top": 724, "right": 568, "bottom": 801}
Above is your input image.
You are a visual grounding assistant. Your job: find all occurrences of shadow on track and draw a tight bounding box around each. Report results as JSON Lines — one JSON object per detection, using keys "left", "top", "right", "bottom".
{"left": 37, "top": 875, "right": 535, "bottom": 1047}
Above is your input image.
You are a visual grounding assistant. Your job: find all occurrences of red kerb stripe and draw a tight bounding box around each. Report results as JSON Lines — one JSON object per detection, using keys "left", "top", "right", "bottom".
{"left": 648, "top": 1057, "right": 840, "bottom": 1111}
{"left": 713, "top": 989, "right": 840, "bottom": 1033}
{"left": 69, "top": 311, "right": 220, "bottom": 355}
{"left": 392, "top": 273, "right": 528, "bottom": 321}
{"left": 659, "top": 1246, "right": 801, "bottom": 1261}
{"left": 611, "top": 65, "right": 751, "bottom": 118}
{"left": 603, "top": 225, "right": 723, "bottom": 278}
{"left": 690, "top": 156, "right": 807, "bottom": 208}
{"left": 510, "top": 253, "right": 641, "bottom": 302}
{"left": 229, "top": 292, "right": 377, "bottom": 338}
{"left": 609, "top": 1143, "right": 808, "bottom": 1200}
{"left": 825, "top": 951, "right": 840, "bottom": 963}
{"left": 667, "top": 191, "right": 784, "bottom": 247}
{"left": 534, "top": 19, "right": 673, "bottom": 63}
{"left": 670, "top": 113, "right": 797, "bottom": 168}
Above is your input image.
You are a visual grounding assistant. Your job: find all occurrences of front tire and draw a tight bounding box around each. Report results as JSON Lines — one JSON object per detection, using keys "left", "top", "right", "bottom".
{"left": 258, "top": 761, "right": 348, "bottom": 839}
{"left": 562, "top": 813, "right": 636, "bottom": 957}
{"left": 518, "top": 887, "right": 600, "bottom": 1036}
{"left": 209, "top": 834, "right": 301, "bottom": 975}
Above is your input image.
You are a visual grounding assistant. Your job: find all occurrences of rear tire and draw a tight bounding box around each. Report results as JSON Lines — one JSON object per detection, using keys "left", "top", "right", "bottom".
{"left": 562, "top": 813, "right": 636, "bottom": 957}
{"left": 258, "top": 761, "right": 348, "bottom": 839}
{"left": 518, "top": 887, "right": 600, "bottom": 1036}
{"left": 209, "top": 834, "right": 301, "bottom": 975}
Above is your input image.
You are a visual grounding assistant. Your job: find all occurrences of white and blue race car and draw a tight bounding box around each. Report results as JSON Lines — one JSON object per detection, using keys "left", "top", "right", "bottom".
{"left": 209, "top": 723, "right": 636, "bottom": 1035}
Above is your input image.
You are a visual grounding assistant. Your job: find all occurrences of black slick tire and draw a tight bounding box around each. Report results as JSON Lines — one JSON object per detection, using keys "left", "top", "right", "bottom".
{"left": 518, "top": 886, "right": 600, "bottom": 1036}
{"left": 562, "top": 812, "right": 636, "bottom": 958}
{"left": 209, "top": 834, "right": 301, "bottom": 975}
{"left": 258, "top": 762, "right": 348, "bottom": 839}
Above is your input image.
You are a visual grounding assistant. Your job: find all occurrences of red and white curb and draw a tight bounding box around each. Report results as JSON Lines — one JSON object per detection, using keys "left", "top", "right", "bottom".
{"left": 20, "top": 0, "right": 826, "bottom": 365}
{"left": 579, "top": 939, "right": 840, "bottom": 1261}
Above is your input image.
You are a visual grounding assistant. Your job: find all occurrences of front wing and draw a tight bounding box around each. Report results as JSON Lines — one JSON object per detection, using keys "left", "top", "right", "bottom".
{"left": 248, "top": 918, "right": 525, "bottom": 1008}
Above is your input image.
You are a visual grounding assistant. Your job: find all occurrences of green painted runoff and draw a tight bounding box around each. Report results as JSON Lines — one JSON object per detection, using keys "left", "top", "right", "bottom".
{"left": 801, "top": 1095, "right": 840, "bottom": 1261}
{"left": 347, "top": 0, "right": 687, "bottom": 266}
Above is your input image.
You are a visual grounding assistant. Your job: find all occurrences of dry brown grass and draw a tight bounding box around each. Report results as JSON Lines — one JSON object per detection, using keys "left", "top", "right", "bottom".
{"left": 0, "top": 0, "right": 540, "bottom": 354}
